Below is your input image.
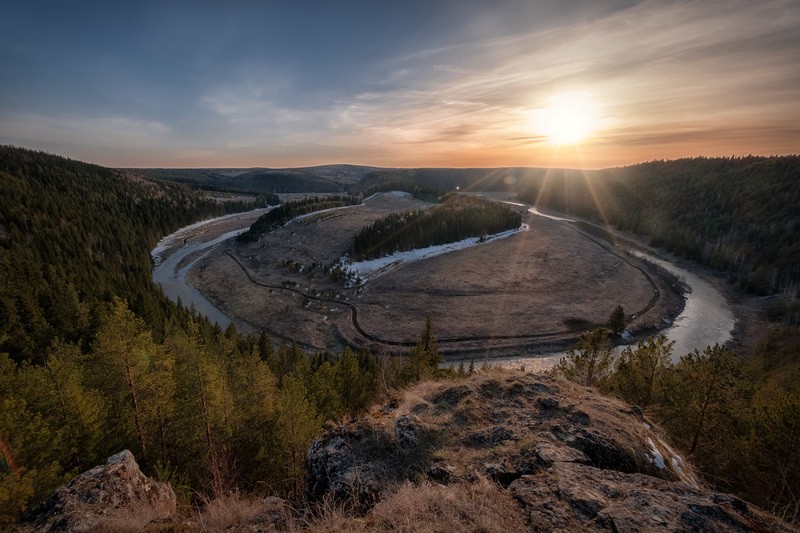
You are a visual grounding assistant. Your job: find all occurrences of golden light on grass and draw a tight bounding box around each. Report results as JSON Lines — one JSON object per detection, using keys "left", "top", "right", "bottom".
{"left": 532, "top": 91, "right": 605, "bottom": 145}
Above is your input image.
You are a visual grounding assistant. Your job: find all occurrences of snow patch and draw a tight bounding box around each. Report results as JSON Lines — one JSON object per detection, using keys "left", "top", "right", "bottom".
{"left": 340, "top": 223, "right": 529, "bottom": 284}
{"left": 646, "top": 437, "right": 666, "bottom": 469}
{"left": 151, "top": 207, "right": 272, "bottom": 265}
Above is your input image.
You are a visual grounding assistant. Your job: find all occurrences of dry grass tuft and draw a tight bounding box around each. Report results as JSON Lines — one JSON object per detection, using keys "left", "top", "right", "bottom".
{"left": 369, "top": 477, "right": 527, "bottom": 533}
{"left": 194, "top": 491, "right": 292, "bottom": 532}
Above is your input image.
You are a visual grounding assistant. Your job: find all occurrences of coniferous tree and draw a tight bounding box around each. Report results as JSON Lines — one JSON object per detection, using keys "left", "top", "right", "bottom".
{"left": 658, "top": 344, "right": 739, "bottom": 456}
{"left": 275, "top": 376, "right": 322, "bottom": 498}
{"left": 606, "top": 333, "right": 674, "bottom": 407}
{"left": 607, "top": 305, "right": 626, "bottom": 335}
{"left": 557, "top": 328, "right": 613, "bottom": 387}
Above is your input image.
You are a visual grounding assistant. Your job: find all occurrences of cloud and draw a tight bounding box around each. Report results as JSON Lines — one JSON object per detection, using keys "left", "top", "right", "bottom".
{"left": 2, "top": 0, "right": 797, "bottom": 167}
{"left": 312, "top": 0, "right": 800, "bottom": 166}
{"left": 0, "top": 114, "right": 170, "bottom": 148}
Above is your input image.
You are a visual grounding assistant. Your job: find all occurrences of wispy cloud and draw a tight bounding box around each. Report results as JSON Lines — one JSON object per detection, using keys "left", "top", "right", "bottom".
{"left": 2, "top": 0, "right": 797, "bottom": 167}
{"left": 313, "top": 0, "right": 800, "bottom": 166}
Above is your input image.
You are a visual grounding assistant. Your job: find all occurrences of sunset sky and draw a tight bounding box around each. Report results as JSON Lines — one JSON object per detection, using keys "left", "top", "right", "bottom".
{"left": 2, "top": 1, "right": 798, "bottom": 169}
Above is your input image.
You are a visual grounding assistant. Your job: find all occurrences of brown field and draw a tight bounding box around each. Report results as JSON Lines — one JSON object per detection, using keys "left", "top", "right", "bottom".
{"left": 189, "top": 193, "right": 683, "bottom": 358}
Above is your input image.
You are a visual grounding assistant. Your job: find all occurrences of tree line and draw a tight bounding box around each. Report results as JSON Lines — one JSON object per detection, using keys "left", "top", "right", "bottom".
{"left": 350, "top": 194, "right": 522, "bottom": 261}
{"left": 0, "top": 297, "right": 448, "bottom": 525}
{"left": 557, "top": 326, "right": 800, "bottom": 524}
{"left": 517, "top": 156, "right": 800, "bottom": 307}
{"left": 237, "top": 195, "right": 360, "bottom": 242}
{"left": 0, "top": 146, "right": 275, "bottom": 364}
{"left": 355, "top": 173, "right": 443, "bottom": 202}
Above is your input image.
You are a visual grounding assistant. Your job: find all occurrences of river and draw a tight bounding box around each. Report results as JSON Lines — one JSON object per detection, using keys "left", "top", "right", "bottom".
{"left": 151, "top": 203, "right": 735, "bottom": 368}
{"left": 462, "top": 207, "right": 736, "bottom": 372}
{"left": 151, "top": 209, "right": 270, "bottom": 328}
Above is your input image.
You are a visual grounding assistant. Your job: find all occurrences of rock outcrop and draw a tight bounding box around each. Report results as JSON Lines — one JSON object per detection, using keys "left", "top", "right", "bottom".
{"left": 19, "top": 450, "right": 176, "bottom": 532}
{"left": 306, "top": 372, "right": 796, "bottom": 532}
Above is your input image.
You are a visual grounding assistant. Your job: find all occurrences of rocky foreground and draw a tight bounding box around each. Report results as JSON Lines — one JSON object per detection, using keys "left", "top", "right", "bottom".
{"left": 18, "top": 371, "right": 797, "bottom": 532}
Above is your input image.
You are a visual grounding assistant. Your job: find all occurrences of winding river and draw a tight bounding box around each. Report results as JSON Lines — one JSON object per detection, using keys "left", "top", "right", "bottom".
{"left": 151, "top": 203, "right": 735, "bottom": 367}
{"left": 151, "top": 210, "right": 270, "bottom": 328}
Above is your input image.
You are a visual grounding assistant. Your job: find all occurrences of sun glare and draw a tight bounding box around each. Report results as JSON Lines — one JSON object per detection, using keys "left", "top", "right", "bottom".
{"left": 534, "top": 92, "right": 603, "bottom": 145}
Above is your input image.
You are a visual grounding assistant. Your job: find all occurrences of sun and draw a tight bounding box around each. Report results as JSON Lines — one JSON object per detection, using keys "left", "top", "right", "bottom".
{"left": 533, "top": 91, "right": 603, "bottom": 145}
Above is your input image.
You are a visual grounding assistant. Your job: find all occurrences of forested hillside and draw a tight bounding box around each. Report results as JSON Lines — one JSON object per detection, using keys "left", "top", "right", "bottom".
{"left": 0, "top": 147, "right": 275, "bottom": 362}
{"left": 518, "top": 156, "right": 800, "bottom": 300}
{"left": 238, "top": 195, "right": 360, "bottom": 242}
{"left": 138, "top": 167, "right": 357, "bottom": 194}
{"left": 0, "top": 147, "right": 444, "bottom": 525}
{"left": 355, "top": 171, "right": 442, "bottom": 202}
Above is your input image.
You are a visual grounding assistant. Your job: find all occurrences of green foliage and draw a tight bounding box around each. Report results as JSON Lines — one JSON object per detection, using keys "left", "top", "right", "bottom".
{"left": 0, "top": 146, "right": 263, "bottom": 363}
{"left": 238, "top": 195, "right": 360, "bottom": 242}
{"left": 351, "top": 195, "right": 522, "bottom": 261}
{"left": 605, "top": 334, "right": 674, "bottom": 407}
{"left": 518, "top": 156, "right": 800, "bottom": 299}
{"left": 659, "top": 344, "right": 740, "bottom": 456}
{"left": 599, "top": 329, "right": 800, "bottom": 524}
{"left": 556, "top": 328, "right": 613, "bottom": 387}
{"left": 607, "top": 305, "right": 626, "bottom": 335}
{"left": 400, "top": 317, "right": 442, "bottom": 385}
{"left": 276, "top": 376, "right": 322, "bottom": 498}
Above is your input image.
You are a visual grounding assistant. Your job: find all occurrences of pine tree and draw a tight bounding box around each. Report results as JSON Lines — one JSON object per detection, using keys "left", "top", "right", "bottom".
{"left": 276, "top": 376, "right": 322, "bottom": 498}
{"left": 88, "top": 298, "right": 162, "bottom": 459}
{"left": 607, "top": 305, "right": 626, "bottom": 335}
{"left": 607, "top": 333, "right": 674, "bottom": 407}
{"left": 659, "top": 344, "right": 738, "bottom": 456}
{"left": 557, "top": 328, "right": 613, "bottom": 387}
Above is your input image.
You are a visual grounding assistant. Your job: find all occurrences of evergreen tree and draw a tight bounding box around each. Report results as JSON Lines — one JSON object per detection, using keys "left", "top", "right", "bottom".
{"left": 607, "top": 305, "right": 626, "bottom": 335}
{"left": 275, "top": 376, "right": 322, "bottom": 498}
{"left": 658, "top": 344, "right": 739, "bottom": 456}
{"left": 336, "top": 347, "right": 374, "bottom": 415}
{"left": 402, "top": 317, "right": 441, "bottom": 383}
{"left": 88, "top": 298, "right": 163, "bottom": 460}
{"left": 606, "top": 333, "right": 674, "bottom": 407}
{"left": 557, "top": 328, "right": 613, "bottom": 387}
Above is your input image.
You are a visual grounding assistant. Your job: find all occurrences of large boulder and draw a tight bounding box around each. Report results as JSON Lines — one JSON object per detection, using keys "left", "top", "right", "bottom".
{"left": 19, "top": 450, "right": 176, "bottom": 532}
{"left": 305, "top": 414, "right": 434, "bottom": 511}
{"left": 305, "top": 373, "right": 796, "bottom": 531}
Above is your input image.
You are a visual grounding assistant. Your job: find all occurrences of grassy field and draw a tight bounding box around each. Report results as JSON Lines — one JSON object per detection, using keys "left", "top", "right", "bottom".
{"left": 188, "top": 193, "right": 683, "bottom": 357}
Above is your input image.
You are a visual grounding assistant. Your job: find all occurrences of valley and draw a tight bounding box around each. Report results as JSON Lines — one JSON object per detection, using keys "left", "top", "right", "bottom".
{"left": 154, "top": 191, "right": 692, "bottom": 361}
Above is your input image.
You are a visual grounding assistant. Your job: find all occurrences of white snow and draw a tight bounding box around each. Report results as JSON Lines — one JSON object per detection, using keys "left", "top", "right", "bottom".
{"left": 150, "top": 207, "right": 272, "bottom": 265}
{"left": 341, "top": 223, "right": 529, "bottom": 284}
{"left": 528, "top": 207, "right": 575, "bottom": 222}
{"left": 646, "top": 437, "right": 667, "bottom": 469}
{"left": 671, "top": 457, "right": 688, "bottom": 479}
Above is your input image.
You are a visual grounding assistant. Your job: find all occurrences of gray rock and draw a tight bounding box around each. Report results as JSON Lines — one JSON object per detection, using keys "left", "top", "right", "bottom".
{"left": 510, "top": 461, "right": 795, "bottom": 532}
{"left": 306, "top": 420, "right": 428, "bottom": 511}
{"left": 462, "top": 426, "right": 515, "bottom": 448}
{"left": 429, "top": 385, "right": 471, "bottom": 408}
{"left": 20, "top": 450, "right": 176, "bottom": 532}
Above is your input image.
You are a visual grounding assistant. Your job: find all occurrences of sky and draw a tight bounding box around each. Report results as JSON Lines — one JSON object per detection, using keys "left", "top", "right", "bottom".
{"left": 1, "top": 0, "right": 798, "bottom": 169}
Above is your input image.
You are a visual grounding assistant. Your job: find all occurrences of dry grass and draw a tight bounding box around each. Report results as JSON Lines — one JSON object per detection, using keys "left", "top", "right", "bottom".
{"left": 193, "top": 491, "right": 292, "bottom": 532}
{"left": 369, "top": 477, "right": 527, "bottom": 532}
{"left": 190, "top": 193, "right": 679, "bottom": 355}
{"left": 298, "top": 477, "right": 527, "bottom": 533}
